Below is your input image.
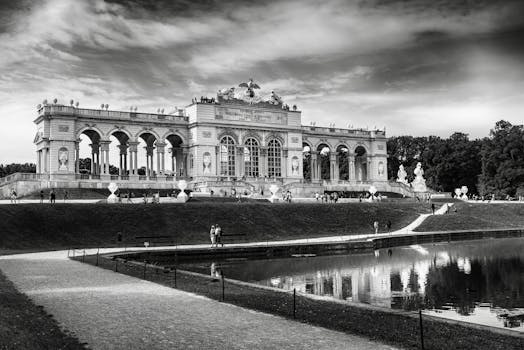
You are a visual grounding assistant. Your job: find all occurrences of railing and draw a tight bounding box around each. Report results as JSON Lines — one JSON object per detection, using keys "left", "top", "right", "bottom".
{"left": 0, "top": 172, "right": 48, "bottom": 185}
{"left": 110, "top": 175, "right": 119, "bottom": 180}
{"left": 38, "top": 105, "right": 189, "bottom": 123}
{"left": 139, "top": 175, "right": 147, "bottom": 181}
{"left": 120, "top": 175, "right": 129, "bottom": 181}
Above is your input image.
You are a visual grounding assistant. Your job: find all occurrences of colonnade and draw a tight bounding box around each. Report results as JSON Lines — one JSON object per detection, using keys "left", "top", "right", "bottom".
{"left": 76, "top": 140, "right": 187, "bottom": 178}
{"left": 308, "top": 151, "right": 369, "bottom": 182}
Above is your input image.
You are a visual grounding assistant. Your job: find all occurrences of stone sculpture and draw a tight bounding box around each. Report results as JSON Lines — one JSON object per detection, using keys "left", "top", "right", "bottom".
{"left": 396, "top": 164, "right": 407, "bottom": 184}
{"left": 411, "top": 162, "right": 427, "bottom": 192}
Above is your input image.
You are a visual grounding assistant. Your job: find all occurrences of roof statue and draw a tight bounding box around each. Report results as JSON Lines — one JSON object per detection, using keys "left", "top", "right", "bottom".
{"left": 239, "top": 78, "right": 260, "bottom": 98}
{"left": 217, "top": 87, "right": 235, "bottom": 100}
{"left": 269, "top": 91, "right": 283, "bottom": 105}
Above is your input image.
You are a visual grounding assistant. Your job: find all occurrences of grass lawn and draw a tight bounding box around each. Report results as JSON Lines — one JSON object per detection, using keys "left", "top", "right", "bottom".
{"left": 0, "top": 202, "right": 430, "bottom": 251}
{"left": 0, "top": 270, "right": 86, "bottom": 349}
{"left": 415, "top": 202, "right": 524, "bottom": 232}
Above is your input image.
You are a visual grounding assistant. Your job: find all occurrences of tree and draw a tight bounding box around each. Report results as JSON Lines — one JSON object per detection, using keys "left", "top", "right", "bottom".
{"left": 0, "top": 163, "right": 36, "bottom": 177}
{"left": 479, "top": 120, "right": 524, "bottom": 197}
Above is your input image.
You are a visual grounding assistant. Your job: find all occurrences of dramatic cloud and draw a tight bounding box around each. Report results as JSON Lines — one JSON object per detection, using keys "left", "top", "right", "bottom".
{"left": 1, "top": 0, "right": 524, "bottom": 162}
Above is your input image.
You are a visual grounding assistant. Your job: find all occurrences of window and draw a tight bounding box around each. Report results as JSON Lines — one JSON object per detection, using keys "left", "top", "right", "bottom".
{"left": 244, "top": 138, "right": 259, "bottom": 177}
{"left": 220, "top": 136, "right": 236, "bottom": 176}
{"left": 268, "top": 139, "right": 282, "bottom": 177}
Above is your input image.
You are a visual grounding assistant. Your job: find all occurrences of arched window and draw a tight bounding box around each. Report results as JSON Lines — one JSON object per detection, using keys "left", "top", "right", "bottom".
{"left": 244, "top": 138, "right": 259, "bottom": 177}
{"left": 220, "top": 136, "right": 236, "bottom": 176}
{"left": 268, "top": 139, "right": 282, "bottom": 178}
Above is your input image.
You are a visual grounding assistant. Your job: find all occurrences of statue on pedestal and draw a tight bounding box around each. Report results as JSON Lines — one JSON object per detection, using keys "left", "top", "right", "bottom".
{"left": 411, "top": 162, "right": 427, "bottom": 192}
{"left": 396, "top": 164, "right": 408, "bottom": 184}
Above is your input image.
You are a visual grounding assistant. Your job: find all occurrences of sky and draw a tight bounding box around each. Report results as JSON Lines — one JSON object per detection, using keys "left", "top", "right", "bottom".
{"left": 1, "top": 0, "right": 524, "bottom": 164}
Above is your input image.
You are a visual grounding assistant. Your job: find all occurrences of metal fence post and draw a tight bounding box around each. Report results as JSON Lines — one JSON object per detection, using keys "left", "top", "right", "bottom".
{"left": 293, "top": 288, "right": 296, "bottom": 319}
{"left": 419, "top": 309, "right": 425, "bottom": 350}
{"left": 221, "top": 273, "right": 225, "bottom": 302}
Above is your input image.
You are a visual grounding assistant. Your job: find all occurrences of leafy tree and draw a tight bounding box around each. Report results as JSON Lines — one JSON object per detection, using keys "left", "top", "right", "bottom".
{"left": 479, "top": 120, "right": 524, "bottom": 197}
{"left": 0, "top": 163, "right": 36, "bottom": 177}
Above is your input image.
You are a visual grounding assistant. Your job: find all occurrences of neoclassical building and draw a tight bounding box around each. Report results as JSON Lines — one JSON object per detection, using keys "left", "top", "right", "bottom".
{"left": 4, "top": 79, "right": 411, "bottom": 198}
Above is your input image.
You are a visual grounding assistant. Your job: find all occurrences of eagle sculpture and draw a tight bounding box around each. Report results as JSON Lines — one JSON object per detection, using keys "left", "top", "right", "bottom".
{"left": 239, "top": 78, "right": 260, "bottom": 98}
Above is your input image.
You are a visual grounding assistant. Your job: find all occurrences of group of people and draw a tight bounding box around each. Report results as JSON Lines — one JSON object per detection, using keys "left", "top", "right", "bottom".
{"left": 9, "top": 190, "right": 17, "bottom": 203}
{"left": 209, "top": 224, "right": 224, "bottom": 247}
{"left": 282, "top": 190, "right": 292, "bottom": 203}
{"left": 315, "top": 192, "right": 339, "bottom": 203}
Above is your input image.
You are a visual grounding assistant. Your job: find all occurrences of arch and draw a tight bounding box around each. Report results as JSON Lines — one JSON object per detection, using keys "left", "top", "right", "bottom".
{"left": 163, "top": 131, "right": 186, "bottom": 146}
{"left": 165, "top": 134, "right": 184, "bottom": 176}
{"left": 336, "top": 144, "right": 349, "bottom": 180}
{"left": 136, "top": 130, "right": 160, "bottom": 145}
{"left": 265, "top": 133, "right": 285, "bottom": 147}
{"left": 107, "top": 128, "right": 132, "bottom": 141}
{"left": 217, "top": 129, "right": 239, "bottom": 144}
{"left": 314, "top": 140, "right": 333, "bottom": 151}
{"left": 267, "top": 139, "right": 282, "bottom": 178}
{"left": 243, "top": 137, "right": 259, "bottom": 177}
{"left": 76, "top": 127, "right": 102, "bottom": 143}
{"left": 302, "top": 142, "right": 312, "bottom": 181}
{"left": 241, "top": 131, "right": 262, "bottom": 145}
{"left": 317, "top": 143, "right": 331, "bottom": 180}
{"left": 354, "top": 145, "right": 367, "bottom": 181}
{"left": 220, "top": 135, "right": 236, "bottom": 176}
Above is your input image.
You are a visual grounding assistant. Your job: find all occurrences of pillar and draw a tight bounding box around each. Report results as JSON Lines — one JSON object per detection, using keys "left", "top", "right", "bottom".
{"left": 182, "top": 148, "right": 189, "bottom": 177}
{"left": 118, "top": 144, "right": 128, "bottom": 176}
{"left": 128, "top": 142, "right": 138, "bottom": 175}
{"left": 90, "top": 143, "right": 99, "bottom": 175}
{"left": 100, "top": 141, "right": 110, "bottom": 175}
{"left": 282, "top": 149, "right": 288, "bottom": 179}
{"left": 236, "top": 146, "right": 244, "bottom": 178}
{"left": 310, "top": 151, "right": 318, "bottom": 181}
{"left": 156, "top": 142, "right": 165, "bottom": 175}
{"left": 348, "top": 153, "right": 355, "bottom": 182}
{"left": 75, "top": 142, "right": 80, "bottom": 174}
{"left": 215, "top": 146, "right": 221, "bottom": 176}
{"left": 330, "top": 152, "right": 338, "bottom": 181}
{"left": 260, "top": 147, "right": 267, "bottom": 177}
{"left": 146, "top": 145, "right": 155, "bottom": 176}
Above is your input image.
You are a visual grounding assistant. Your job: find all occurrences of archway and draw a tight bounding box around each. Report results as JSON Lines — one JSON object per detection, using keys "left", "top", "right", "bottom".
{"left": 109, "top": 131, "right": 129, "bottom": 176}
{"left": 77, "top": 129, "right": 102, "bottom": 176}
{"left": 337, "top": 145, "right": 349, "bottom": 180}
{"left": 166, "top": 134, "right": 184, "bottom": 176}
{"left": 138, "top": 132, "right": 157, "bottom": 177}
{"left": 317, "top": 143, "right": 331, "bottom": 180}
{"left": 302, "top": 143, "right": 311, "bottom": 181}
{"left": 355, "top": 146, "right": 367, "bottom": 181}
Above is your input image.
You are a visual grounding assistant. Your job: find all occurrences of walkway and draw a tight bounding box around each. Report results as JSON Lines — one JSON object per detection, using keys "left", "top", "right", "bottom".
{"left": 0, "top": 252, "right": 397, "bottom": 350}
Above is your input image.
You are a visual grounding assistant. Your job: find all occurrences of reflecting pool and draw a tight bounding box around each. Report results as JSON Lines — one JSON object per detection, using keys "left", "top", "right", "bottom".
{"left": 180, "top": 238, "right": 524, "bottom": 332}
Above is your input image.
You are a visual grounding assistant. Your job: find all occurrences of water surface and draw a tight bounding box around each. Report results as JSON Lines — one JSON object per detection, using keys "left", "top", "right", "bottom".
{"left": 179, "top": 238, "right": 524, "bottom": 332}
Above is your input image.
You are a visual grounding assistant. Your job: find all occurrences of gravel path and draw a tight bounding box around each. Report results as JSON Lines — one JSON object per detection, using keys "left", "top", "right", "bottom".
{"left": 0, "top": 252, "right": 398, "bottom": 350}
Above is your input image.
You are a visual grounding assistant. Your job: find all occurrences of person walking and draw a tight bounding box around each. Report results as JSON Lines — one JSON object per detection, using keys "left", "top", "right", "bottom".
{"left": 209, "top": 225, "right": 216, "bottom": 247}
{"left": 215, "top": 224, "right": 223, "bottom": 247}
{"left": 373, "top": 220, "right": 379, "bottom": 234}
{"left": 431, "top": 203, "right": 435, "bottom": 215}
{"left": 386, "top": 220, "right": 392, "bottom": 232}
{"left": 50, "top": 189, "right": 56, "bottom": 203}
{"left": 39, "top": 190, "right": 44, "bottom": 204}
{"left": 64, "top": 190, "right": 69, "bottom": 203}
{"left": 10, "top": 190, "right": 17, "bottom": 204}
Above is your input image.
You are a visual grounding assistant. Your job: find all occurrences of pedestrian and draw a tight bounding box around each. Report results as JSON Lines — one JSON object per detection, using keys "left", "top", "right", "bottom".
{"left": 215, "top": 224, "right": 223, "bottom": 247}
{"left": 39, "top": 190, "right": 44, "bottom": 204}
{"left": 10, "top": 190, "right": 17, "bottom": 204}
{"left": 431, "top": 203, "right": 435, "bottom": 214}
{"left": 315, "top": 192, "right": 319, "bottom": 201}
{"left": 386, "top": 220, "right": 392, "bottom": 232}
{"left": 50, "top": 189, "right": 56, "bottom": 203}
{"left": 373, "top": 220, "right": 379, "bottom": 234}
{"left": 64, "top": 190, "right": 69, "bottom": 203}
{"left": 209, "top": 225, "right": 216, "bottom": 247}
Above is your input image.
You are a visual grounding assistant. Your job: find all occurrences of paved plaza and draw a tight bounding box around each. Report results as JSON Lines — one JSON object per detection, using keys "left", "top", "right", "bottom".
{"left": 0, "top": 251, "right": 397, "bottom": 350}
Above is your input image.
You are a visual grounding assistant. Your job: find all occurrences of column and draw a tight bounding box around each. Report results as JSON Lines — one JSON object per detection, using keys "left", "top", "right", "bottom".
{"left": 75, "top": 142, "right": 80, "bottom": 174}
{"left": 282, "top": 149, "right": 288, "bottom": 179}
{"left": 156, "top": 142, "right": 165, "bottom": 175}
{"left": 330, "top": 152, "right": 338, "bottom": 181}
{"left": 348, "top": 153, "right": 355, "bottom": 182}
{"left": 310, "top": 151, "right": 318, "bottom": 181}
{"left": 236, "top": 146, "right": 244, "bottom": 178}
{"left": 99, "top": 141, "right": 110, "bottom": 176}
{"left": 215, "top": 146, "right": 221, "bottom": 177}
{"left": 90, "top": 143, "right": 99, "bottom": 175}
{"left": 146, "top": 145, "right": 155, "bottom": 177}
{"left": 260, "top": 147, "right": 267, "bottom": 177}
{"left": 128, "top": 141, "right": 138, "bottom": 175}
{"left": 118, "top": 144, "right": 128, "bottom": 176}
{"left": 182, "top": 148, "right": 189, "bottom": 177}
{"left": 36, "top": 151, "right": 41, "bottom": 173}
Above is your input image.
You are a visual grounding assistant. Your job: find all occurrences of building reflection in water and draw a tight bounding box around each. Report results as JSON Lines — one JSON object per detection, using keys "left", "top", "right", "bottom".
{"left": 210, "top": 238, "right": 524, "bottom": 332}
